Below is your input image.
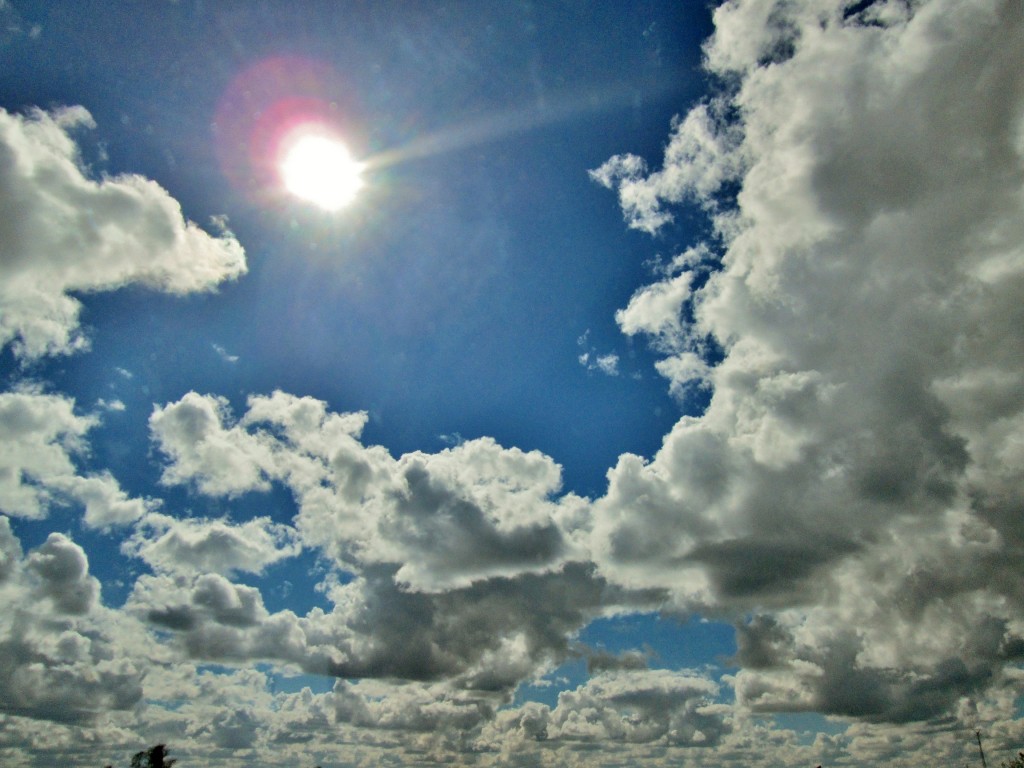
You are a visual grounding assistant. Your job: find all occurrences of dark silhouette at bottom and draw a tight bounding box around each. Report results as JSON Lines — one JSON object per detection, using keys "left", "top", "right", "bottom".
{"left": 130, "top": 744, "right": 176, "bottom": 768}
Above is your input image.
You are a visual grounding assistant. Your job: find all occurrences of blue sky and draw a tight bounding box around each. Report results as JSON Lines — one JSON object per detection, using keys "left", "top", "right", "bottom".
{"left": 1, "top": 1, "right": 1023, "bottom": 767}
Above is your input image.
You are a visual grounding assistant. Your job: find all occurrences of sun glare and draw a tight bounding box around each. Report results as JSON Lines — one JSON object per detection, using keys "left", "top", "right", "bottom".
{"left": 280, "top": 131, "right": 364, "bottom": 211}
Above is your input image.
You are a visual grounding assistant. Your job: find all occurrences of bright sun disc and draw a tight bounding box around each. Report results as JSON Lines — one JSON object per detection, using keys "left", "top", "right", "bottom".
{"left": 280, "top": 133, "right": 364, "bottom": 210}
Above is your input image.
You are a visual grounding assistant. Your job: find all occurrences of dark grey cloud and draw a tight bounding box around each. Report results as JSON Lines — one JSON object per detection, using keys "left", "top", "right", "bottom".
{"left": 0, "top": 525, "right": 144, "bottom": 725}
{"left": 586, "top": 649, "right": 650, "bottom": 675}
{"left": 318, "top": 562, "right": 663, "bottom": 692}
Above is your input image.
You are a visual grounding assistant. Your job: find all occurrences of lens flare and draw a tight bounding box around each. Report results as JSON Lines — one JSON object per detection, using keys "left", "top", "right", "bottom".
{"left": 213, "top": 56, "right": 369, "bottom": 212}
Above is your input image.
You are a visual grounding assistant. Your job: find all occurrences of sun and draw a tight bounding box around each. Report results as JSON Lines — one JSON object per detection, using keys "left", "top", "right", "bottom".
{"left": 279, "top": 130, "right": 364, "bottom": 211}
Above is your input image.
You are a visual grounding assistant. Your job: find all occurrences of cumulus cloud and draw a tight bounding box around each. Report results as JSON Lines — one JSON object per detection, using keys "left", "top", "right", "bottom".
{"left": 146, "top": 394, "right": 639, "bottom": 692}
{"left": 123, "top": 513, "right": 302, "bottom": 577}
{"left": 125, "top": 553, "right": 665, "bottom": 723}
{"left": 0, "top": 106, "right": 246, "bottom": 359}
{"left": 0, "top": 390, "right": 150, "bottom": 526}
{"left": 5, "top": 2, "right": 1024, "bottom": 764}
{"left": 0, "top": 520, "right": 145, "bottom": 724}
{"left": 311, "top": 562, "right": 660, "bottom": 690}
{"left": 333, "top": 679, "right": 494, "bottom": 733}
{"left": 616, "top": 271, "right": 693, "bottom": 342}
{"left": 151, "top": 390, "right": 588, "bottom": 591}
{"left": 143, "top": 0, "right": 1024, "bottom": 727}
{"left": 549, "top": 669, "right": 729, "bottom": 746}
{"left": 324, "top": 669, "right": 729, "bottom": 763}
{"left": 129, "top": 572, "right": 312, "bottom": 668}
{"left": 26, "top": 532, "right": 100, "bottom": 615}
{"left": 590, "top": 101, "right": 743, "bottom": 234}
{"left": 478, "top": 668, "right": 730, "bottom": 753}
{"left": 149, "top": 393, "right": 278, "bottom": 497}
{"left": 591, "top": 0, "right": 1024, "bottom": 726}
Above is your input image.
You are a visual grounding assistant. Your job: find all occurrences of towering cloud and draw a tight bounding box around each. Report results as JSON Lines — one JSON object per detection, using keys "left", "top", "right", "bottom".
{"left": 591, "top": 0, "right": 1024, "bottom": 727}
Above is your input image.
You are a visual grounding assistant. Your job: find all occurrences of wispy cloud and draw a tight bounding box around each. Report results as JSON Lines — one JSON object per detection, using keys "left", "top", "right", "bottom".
{"left": 212, "top": 343, "right": 239, "bottom": 363}
{"left": 576, "top": 330, "right": 620, "bottom": 376}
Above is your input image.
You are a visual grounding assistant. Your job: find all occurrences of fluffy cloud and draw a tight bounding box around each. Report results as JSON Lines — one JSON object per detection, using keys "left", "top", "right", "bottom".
{"left": 310, "top": 562, "right": 660, "bottom": 690}
{"left": 591, "top": 0, "right": 1024, "bottom": 726}
{"left": 138, "top": 0, "right": 1024, "bottom": 734}
{"left": 4, "top": 1, "right": 1024, "bottom": 764}
{"left": 326, "top": 669, "right": 729, "bottom": 763}
{"left": 590, "top": 102, "right": 743, "bottom": 234}
{"left": 475, "top": 668, "right": 731, "bottom": 765}
{"left": 25, "top": 532, "right": 100, "bottom": 615}
{"left": 123, "top": 513, "right": 302, "bottom": 577}
{"left": 149, "top": 393, "right": 278, "bottom": 497}
{"left": 125, "top": 555, "right": 664, "bottom": 718}
{"left": 333, "top": 679, "right": 494, "bottom": 733}
{"left": 0, "top": 106, "right": 246, "bottom": 359}
{"left": 151, "top": 390, "right": 588, "bottom": 591}
{"left": 547, "top": 669, "right": 728, "bottom": 746}
{"left": 0, "top": 390, "right": 150, "bottom": 526}
{"left": 0, "top": 519, "right": 145, "bottom": 725}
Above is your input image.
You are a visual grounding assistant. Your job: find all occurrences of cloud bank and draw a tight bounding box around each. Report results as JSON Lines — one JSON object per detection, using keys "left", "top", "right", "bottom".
{"left": 2, "top": 1, "right": 1024, "bottom": 767}
{"left": 592, "top": 0, "right": 1024, "bottom": 731}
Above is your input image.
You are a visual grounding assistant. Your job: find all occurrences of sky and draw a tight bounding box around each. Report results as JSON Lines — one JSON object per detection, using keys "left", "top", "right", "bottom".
{"left": 0, "top": 0, "right": 1022, "bottom": 766}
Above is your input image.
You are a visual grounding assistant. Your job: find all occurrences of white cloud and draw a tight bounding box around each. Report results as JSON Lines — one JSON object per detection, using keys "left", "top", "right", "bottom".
{"left": 0, "top": 390, "right": 150, "bottom": 526}
{"left": 4, "top": 1, "right": 1024, "bottom": 763}
{"left": 128, "top": 572, "right": 313, "bottom": 667}
{"left": 0, "top": 106, "right": 246, "bottom": 359}
{"left": 549, "top": 669, "right": 727, "bottom": 746}
{"left": 149, "top": 393, "right": 277, "bottom": 497}
{"left": 595, "top": 353, "right": 620, "bottom": 376}
{"left": 590, "top": 102, "right": 743, "bottom": 234}
{"left": 591, "top": 0, "right": 1024, "bottom": 727}
{"left": 333, "top": 679, "right": 494, "bottom": 733}
{"left": 125, "top": 557, "right": 659, "bottom": 708}
{"left": 151, "top": 390, "right": 588, "bottom": 592}
{"left": 616, "top": 271, "right": 693, "bottom": 342}
{"left": 0, "top": 391, "right": 89, "bottom": 519}
{"left": 211, "top": 343, "right": 239, "bottom": 364}
{"left": 123, "top": 513, "right": 302, "bottom": 577}
{"left": 26, "top": 532, "right": 100, "bottom": 615}
{"left": 577, "top": 331, "right": 621, "bottom": 376}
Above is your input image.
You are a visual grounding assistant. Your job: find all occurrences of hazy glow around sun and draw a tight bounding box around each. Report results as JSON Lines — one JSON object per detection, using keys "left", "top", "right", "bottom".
{"left": 281, "top": 132, "right": 364, "bottom": 210}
